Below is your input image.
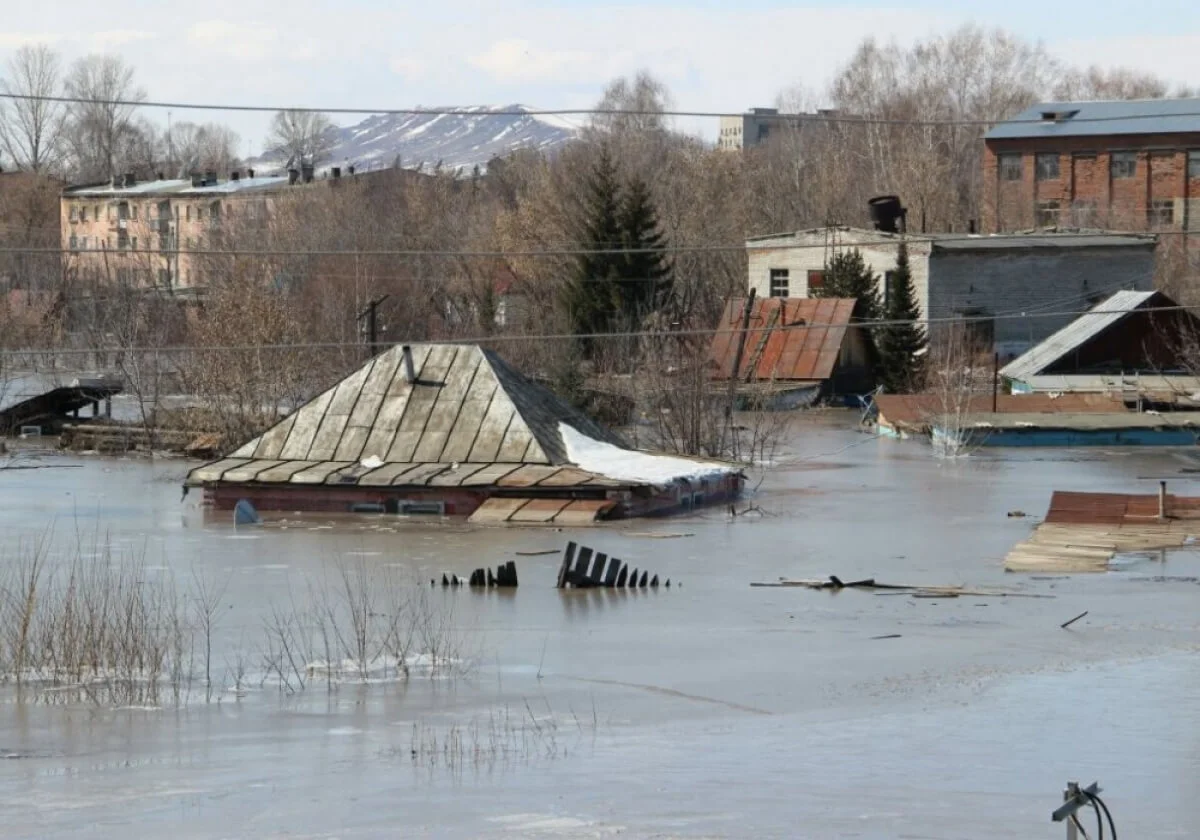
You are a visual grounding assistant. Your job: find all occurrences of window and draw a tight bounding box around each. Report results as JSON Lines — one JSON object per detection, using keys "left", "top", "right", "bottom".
{"left": 998, "top": 153, "right": 1022, "bottom": 181}
{"left": 69, "top": 235, "right": 78, "bottom": 250}
{"left": 1071, "top": 199, "right": 1098, "bottom": 226}
{"left": 130, "top": 237, "right": 137, "bottom": 250}
{"left": 769, "top": 268, "right": 789, "bottom": 297}
{"left": 117, "top": 202, "right": 128, "bottom": 220}
{"left": 1035, "top": 200, "right": 1060, "bottom": 227}
{"left": 79, "top": 236, "right": 87, "bottom": 250}
{"left": 960, "top": 309, "right": 995, "bottom": 352}
{"left": 1189, "top": 151, "right": 1200, "bottom": 179}
{"left": 1111, "top": 151, "right": 1137, "bottom": 179}
{"left": 187, "top": 237, "right": 195, "bottom": 249}
{"left": 883, "top": 270, "right": 897, "bottom": 308}
{"left": 1148, "top": 199, "right": 1175, "bottom": 227}
{"left": 806, "top": 269, "right": 825, "bottom": 291}
{"left": 186, "top": 206, "right": 191, "bottom": 221}
{"left": 1035, "top": 153, "right": 1060, "bottom": 181}
{"left": 197, "top": 206, "right": 205, "bottom": 221}
{"left": 69, "top": 206, "right": 78, "bottom": 222}
{"left": 158, "top": 268, "right": 172, "bottom": 287}
{"left": 130, "top": 204, "right": 138, "bottom": 220}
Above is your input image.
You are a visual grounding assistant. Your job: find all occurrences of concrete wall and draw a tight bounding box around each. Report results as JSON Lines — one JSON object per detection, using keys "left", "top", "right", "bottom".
{"left": 746, "top": 229, "right": 933, "bottom": 318}
{"left": 926, "top": 246, "right": 1156, "bottom": 358}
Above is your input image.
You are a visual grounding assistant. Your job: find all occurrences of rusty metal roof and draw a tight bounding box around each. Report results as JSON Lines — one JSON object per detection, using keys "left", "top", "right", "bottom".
{"left": 708, "top": 297, "right": 856, "bottom": 383}
{"left": 875, "top": 393, "right": 1126, "bottom": 432}
{"left": 1045, "top": 490, "right": 1200, "bottom": 525}
{"left": 184, "top": 343, "right": 628, "bottom": 487}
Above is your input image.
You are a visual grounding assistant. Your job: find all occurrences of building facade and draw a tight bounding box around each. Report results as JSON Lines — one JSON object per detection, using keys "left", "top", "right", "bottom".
{"left": 982, "top": 99, "right": 1200, "bottom": 233}
{"left": 717, "top": 107, "right": 850, "bottom": 151}
{"left": 746, "top": 226, "right": 1157, "bottom": 358}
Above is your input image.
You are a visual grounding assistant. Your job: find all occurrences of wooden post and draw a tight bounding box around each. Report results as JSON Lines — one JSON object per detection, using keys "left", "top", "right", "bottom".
{"left": 1160, "top": 480, "right": 1168, "bottom": 521}
{"left": 1064, "top": 783, "right": 1079, "bottom": 840}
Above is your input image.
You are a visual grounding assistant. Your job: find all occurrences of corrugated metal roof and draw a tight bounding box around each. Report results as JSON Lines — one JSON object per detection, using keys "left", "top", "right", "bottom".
{"left": 708, "top": 297, "right": 855, "bottom": 383}
{"left": 1000, "top": 290, "right": 1161, "bottom": 381}
{"left": 1045, "top": 490, "right": 1200, "bottom": 525}
{"left": 185, "top": 343, "right": 632, "bottom": 487}
{"left": 1015, "top": 374, "right": 1200, "bottom": 395}
{"left": 64, "top": 176, "right": 290, "bottom": 197}
{"left": 986, "top": 98, "right": 1200, "bottom": 140}
{"left": 931, "top": 233, "right": 1155, "bottom": 251}
{"left": 955, "top": 411, "right": 1200, "bottom": 431}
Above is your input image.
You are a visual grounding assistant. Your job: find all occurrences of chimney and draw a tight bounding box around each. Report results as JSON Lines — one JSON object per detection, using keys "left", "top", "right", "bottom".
{"left": 301, "top": 163, "right": 314, "bottom": 183}
{"left": 247, "top": 168, "right": 255, "bottom": 179}
{"left": 204, "top": 169, "right": 217, "bottom": 186}
{"left": 123, "top": 172, "right": 136, "bottom": 188}
{"left": 348, "top": 164, "right": 355, "bottom": 176}
{"left": 331, "top": 166, "right": 341, "bottom": 179}
{"left": 868, "top": 195, "right": 906, "bottom": 234}
{"left": 231, "top": 170, "right": 241, "bottom": 182}
{"left": 190, "top": 172, "right": 204, "bottom": 188}
{"left": 288, "top": 168, "right": 299, "bottom": 186}
{"left": 111, "top": 174, "right": 122, "bottom": 189}
{"left": 402, "top": 345, "right": 416, "bottom": 383}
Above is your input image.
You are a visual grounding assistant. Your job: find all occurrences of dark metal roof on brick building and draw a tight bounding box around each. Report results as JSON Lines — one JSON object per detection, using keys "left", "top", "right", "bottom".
{"left": 708, "top": 297, "right": 856, "bottom": 383}
{"left": 986, "top": 98, "right": 1200, "bottom": 140}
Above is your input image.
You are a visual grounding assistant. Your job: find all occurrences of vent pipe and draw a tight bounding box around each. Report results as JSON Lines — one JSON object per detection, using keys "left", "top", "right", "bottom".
{"left": 402, "top": 345, "right": 416, "bottom": 383}
{"left": 868, "top": 195, "right": 907, "bottom": 234}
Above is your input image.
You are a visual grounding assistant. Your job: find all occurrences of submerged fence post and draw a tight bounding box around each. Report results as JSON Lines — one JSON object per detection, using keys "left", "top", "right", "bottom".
{"left": 1063, "top": 783, "right": 1079, "bottom": 840}
{"left": 1160, "top": 480, "right": 1168, "bottom": 521}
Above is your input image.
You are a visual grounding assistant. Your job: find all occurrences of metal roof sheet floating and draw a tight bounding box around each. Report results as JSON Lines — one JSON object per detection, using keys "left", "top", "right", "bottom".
{"left": 987, "top": 98, "right": 1200, "bottom": 140}
{"left": 1000, "top": 290, "right": 1163, "bottom": 381}
{"left": 708, "top": 297, "right": 855, "bottom": 383}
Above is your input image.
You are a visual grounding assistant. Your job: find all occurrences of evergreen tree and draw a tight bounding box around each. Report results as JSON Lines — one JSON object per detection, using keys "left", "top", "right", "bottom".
{"left": 877, "top": 242, "right": 927, "bottom": 392}
{"left": 616, "top": 176, "right": 673, "bottom": 321}
{"left": 816, "top": 249, "right": 882, "bottom": 322}
{"left": 565, "top": 144, "right": 624, "bottom": 342}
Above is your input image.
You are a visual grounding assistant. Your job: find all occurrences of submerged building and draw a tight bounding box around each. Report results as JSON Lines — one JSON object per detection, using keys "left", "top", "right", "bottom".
{"left": 184, "top": 343, "right": 742, "bottom": 523}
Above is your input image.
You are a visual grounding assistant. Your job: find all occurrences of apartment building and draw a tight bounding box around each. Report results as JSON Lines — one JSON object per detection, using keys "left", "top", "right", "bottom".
{"left": 982, "top": 99, "right": 1200, "bottom": 233}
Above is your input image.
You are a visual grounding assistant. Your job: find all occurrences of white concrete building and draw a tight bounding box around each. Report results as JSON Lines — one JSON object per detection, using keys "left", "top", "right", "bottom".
{"left": 746, "top": 226, "right": 1157, "bottom": 359}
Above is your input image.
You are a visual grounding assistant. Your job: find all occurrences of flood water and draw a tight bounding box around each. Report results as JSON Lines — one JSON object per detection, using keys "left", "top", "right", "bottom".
{"left": 3, "top": 413, "right": 1200, "bottom": 838}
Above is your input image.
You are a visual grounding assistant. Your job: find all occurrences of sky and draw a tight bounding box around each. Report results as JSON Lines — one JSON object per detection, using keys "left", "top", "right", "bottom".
{"left": 4, "top": 0, "right": 1200, "bottom": 152}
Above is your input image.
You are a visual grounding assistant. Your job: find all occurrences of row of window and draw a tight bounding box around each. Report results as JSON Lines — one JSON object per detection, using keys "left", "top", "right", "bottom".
{"left": 68, "top": 200, "right": 229, "bottom": 223}
{"left": 768, "top": 268, "right": 908, "bottom": 307}
{"left": 1032, "top": 198, "right": 1177, "bottom": 227}
{"left": 999, "top": 150, "right": 1200, "bottom": 182}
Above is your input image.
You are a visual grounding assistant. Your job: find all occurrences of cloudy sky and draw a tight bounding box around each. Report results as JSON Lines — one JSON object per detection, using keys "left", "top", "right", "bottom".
{"left": 4, "top": 0, "right": 1199, "bottom": 152}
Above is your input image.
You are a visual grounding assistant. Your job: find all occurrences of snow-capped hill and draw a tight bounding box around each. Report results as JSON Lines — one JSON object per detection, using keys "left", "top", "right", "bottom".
{"left": 255, "top": 105, "right": 582, "bottom": 175}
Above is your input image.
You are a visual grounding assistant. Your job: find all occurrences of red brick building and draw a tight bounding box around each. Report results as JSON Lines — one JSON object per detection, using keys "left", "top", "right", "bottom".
{"left": 982, "top": 99, "right": 1200, "bottom": 233}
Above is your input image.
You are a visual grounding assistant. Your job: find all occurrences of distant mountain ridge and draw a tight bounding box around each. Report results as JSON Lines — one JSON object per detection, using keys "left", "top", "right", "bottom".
{"left": 253, "top": 105, "right": 582, "bottom": 175}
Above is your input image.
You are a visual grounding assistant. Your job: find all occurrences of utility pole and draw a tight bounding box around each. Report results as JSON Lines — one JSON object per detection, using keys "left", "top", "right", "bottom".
{"left": 357, "top": 295, "right": 390, "bottom": 358}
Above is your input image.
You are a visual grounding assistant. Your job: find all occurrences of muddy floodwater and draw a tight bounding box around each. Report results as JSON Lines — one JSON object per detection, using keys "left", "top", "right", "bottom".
{"left": 3, "top": 414, "right": 1200, "bottom": 838}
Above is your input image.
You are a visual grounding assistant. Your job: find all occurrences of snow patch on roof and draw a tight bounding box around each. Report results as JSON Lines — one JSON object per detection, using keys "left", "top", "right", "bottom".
{"left": 559, "top": 422, "right": 733, "bottom": 485}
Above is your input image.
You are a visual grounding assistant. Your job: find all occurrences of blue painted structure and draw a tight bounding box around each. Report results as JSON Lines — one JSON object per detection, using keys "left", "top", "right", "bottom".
{"left": 932, "top": 424, "right": 1200, "bottom": 448}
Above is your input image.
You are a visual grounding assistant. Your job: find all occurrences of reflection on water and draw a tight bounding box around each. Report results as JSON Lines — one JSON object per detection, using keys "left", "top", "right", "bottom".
{"left": 1, "top": 415, "right": 1199, "bottom": 837}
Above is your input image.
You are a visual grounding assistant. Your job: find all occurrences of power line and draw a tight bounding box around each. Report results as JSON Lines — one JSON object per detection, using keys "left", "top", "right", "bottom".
{"left": 0, "top": 303, "right": 1190, "bottom": 358}
{"left": 0, "top": 230, "right": 1169, "bottom": 258}
{"left": 5, "top": 90, "right": 1200, "bottom": 129}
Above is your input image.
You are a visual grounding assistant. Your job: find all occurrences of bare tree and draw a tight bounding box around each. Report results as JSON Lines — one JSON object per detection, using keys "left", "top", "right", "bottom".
{"left": 1051, "top": 66, "right": 1174, "bottom": 101}
{"left": 591, "top": 71, "right": 674, "bottom": 134}
{"left": 266, "top": 110, "right": 334, "bottom": 168}
{"left": 0, "top": 45, "right": 66, "bottom": 173}
{"left": 163, "top": 121, "right": 241, "bottom": 177}
{"left": 62, "top": 55, "right": 146, "bottom": 181}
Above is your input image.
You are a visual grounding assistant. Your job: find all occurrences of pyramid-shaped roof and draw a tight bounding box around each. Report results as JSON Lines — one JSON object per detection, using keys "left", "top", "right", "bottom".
{"left": 185, "top": 343, "right": 627, "bottom": 487}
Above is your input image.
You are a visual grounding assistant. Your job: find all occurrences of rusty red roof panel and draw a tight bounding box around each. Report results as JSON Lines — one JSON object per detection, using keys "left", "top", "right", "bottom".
{"left": 1045, "top": 490, "right": 1200, "bottom": 525}
{"left": 708, "top": 297, "right": 855, "bottom": 383}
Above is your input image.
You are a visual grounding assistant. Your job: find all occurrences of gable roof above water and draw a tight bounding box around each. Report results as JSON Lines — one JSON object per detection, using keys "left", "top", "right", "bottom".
{"left": 708, "top": 297, "right": 856, "bottom": 383}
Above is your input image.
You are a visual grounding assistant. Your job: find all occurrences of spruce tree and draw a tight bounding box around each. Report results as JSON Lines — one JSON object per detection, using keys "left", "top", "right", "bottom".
{"left": 816, "top": 249, "right": 882, "bottom": 322}
{"left": 877, "top": 242, "right": 927, "bottom": 392}
{"left": 565, "top": 144, "right": 624, "bottom": 343}
{"left": 617, "top": 176, "right": 673, "bottom": 322}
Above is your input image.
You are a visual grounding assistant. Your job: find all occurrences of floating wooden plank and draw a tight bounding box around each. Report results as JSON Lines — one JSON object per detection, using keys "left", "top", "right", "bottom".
{"left": 467, "top": 497, "right": 531, "bottom": 524}
{"left": 509, "top": 498, "right": 571, "bottom": 524}
{"left": 749, "top": 576, "right": 1052, "bottom": 598}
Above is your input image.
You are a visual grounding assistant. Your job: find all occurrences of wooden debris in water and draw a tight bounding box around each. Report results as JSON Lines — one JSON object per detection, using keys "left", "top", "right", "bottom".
{"left": 515, "top": 549, "right": 559, "bottom": 556}
{"left": 1005, "top": 522, "right": 1196, "bottom": 573}
{"left": 749, "top": 575, "right": 1051, "bottom": 598}
{"left": 433, "top": 561, "right": 518, "bottom": 589}
{"left": 555, "top": 541, "right": 672, "bottom": 590}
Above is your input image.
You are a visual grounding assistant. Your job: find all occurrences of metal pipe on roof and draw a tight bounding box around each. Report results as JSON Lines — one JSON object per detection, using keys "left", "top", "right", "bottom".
{"left": 402, "top": 345, "right": 415, "bottom": 383}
